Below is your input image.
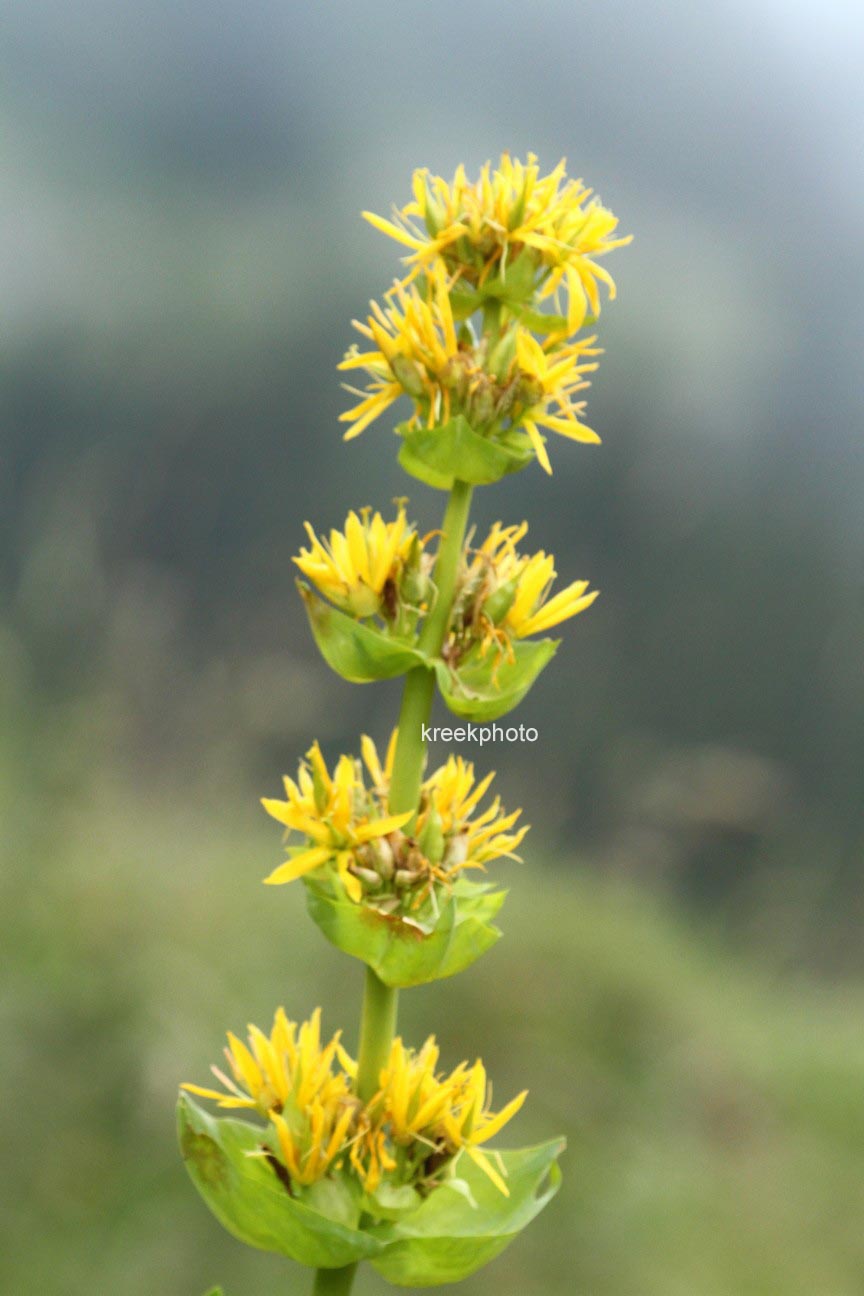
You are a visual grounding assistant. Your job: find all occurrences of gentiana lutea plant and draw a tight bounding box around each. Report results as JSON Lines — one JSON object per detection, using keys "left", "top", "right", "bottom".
{"left": 178, "top": 154, "right": 629, "bottom": 1295}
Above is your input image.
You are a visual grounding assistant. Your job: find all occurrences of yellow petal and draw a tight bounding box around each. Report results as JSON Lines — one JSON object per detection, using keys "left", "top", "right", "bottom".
{"left": 466, "top": 1145, "right": 510, "bottom": 1196}
{"left": 361, "top": 210, "right": 425, "bottom": 250}
{"left": 262, "top": 846, "right": 333, "bottom": 885}
{"left": 179, "top": 1083, "right": 256, "bottom": 1109}
{"left": 523, "top": 419, "right": 553, "bottom": 475}
{"left": 473, "top": 1090, "right": 528, "bottom": 1144}
{"left": 353, "top": 810, "right": 413, "bottom": 844}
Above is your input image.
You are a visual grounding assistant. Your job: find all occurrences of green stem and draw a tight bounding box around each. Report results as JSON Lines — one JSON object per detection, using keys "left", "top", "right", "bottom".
{"left": 312, "top": 1263, "right": 358, "bottom": 1295}
{"left": 355, "top": 965, "right": 399, "bottom": 1103}
{"left": 388, "top": 478, "right": 474, "bottom": 816}
{"left": 312, "top": 480, "right": 474, "bottom": 1296}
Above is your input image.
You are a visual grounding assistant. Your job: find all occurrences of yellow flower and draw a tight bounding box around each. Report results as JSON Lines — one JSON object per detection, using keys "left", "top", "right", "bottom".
{"left": 363, "top": 152, "right": 630, "bottom": 329}
{"left": 338, "top": 262, "right": 460, "bottom": 440}
{"left": 374, "top": 1037, "right": 464, "bottom": 1146}
{"left": 271, "top": 1098, "right": 359, "bottom": 1187}
{"left": 367, "top": 1036, "right": 527, "bottom": 1196}
{"left": 440, "top": 1057, "right": 527, "bottom": 1196}
{"left": 261, "top": 738, "right": 412, "bottom": 901}
{"left": 182, "top": 1009, "right": 363, "bottom": 1189}
{"left": 182, "top": 1012, "right": 527, "bottom": 1199}
{"left": 293, "top": 504, "right": 417, "bottom": 619}
{"left": 462, "top": 521, "right": 598, "bottom": 650}
{"left": 181, "top": 1006, "right": 355, "bottom": 1118}
{"left": 422, "top": 755, "right": 529, "bottom": 873}
{"left": 263, "top": 735, "right": 523, "bottom": 914}
{"left": 514, "top": 330, "right": 602, "bottom": 474}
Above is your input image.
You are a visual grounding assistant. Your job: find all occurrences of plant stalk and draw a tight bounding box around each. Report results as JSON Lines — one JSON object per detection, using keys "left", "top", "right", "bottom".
{"left": 388, "top": 478, "right": 474, "bottom": 816}
{"left": 355, "top": 965, "right": 399, "bottom": 1103}
{"left": 312, "top": 1263, "right": 358, "bottom": 1295}
{"left": 312, "top": 479, "right": 474, "bottom": 1296}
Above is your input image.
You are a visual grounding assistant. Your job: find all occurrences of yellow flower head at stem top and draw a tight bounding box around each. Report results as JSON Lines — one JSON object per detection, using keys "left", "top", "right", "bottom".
{"left": 262, "top": 733, "right": 527, "bottom": 921}
{"left": 294, "top": 502, "right": 423, "bottom": 621}
{"left": 449, "top": 520, "right": 598, "bottom": 663}
{"left": 363, "top": 152, "right": 631, "bottom": 331}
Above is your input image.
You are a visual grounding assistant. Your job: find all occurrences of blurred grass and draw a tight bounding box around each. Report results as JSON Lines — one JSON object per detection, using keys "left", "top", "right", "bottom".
{"left": 4, "top": 749, "right": 864, "bottom": 1296}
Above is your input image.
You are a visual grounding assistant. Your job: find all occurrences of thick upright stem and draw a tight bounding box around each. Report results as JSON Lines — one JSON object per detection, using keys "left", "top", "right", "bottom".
{"left": 355, "top": 965, "right": 399, "bottom": 1103}
{"left": 312, "top": 1263, "right": 358, "bottom": 1295}
{"left": 312, "top": 480, "right": 474, "bottom": 1296}
{"left": 388, "top": 479, "right": 474, "bottom": 816}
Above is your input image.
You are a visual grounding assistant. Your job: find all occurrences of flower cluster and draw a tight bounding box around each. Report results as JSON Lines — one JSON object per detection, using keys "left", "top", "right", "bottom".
{"left": 294, "top": 502, "right": 428, "bottom": 624}
{"left": 339, "top": 263, "right": 462, "bottom": 440}
{"left": 364, "top": 152, "right": 631, "bottom": 331}
{"left": 183, "top": 1010, "right": 526, "bottom": 1199}
{"left": 182, "top": 1008, "right": 359, "bottom": 1186}
{"left": 340, "top": 154, "right": 628, "bottom": 474}
{"left": 447, "top": 520, "right": 598, "bottom": 666}
{"left": 262, "top": 734, "right": 527, "bottom": 922}
{"left": 364, "top": 1036, "right": 527, "bottom": 1196}
{"left": 260, "top": 737, "right": 412, "bottom": 902}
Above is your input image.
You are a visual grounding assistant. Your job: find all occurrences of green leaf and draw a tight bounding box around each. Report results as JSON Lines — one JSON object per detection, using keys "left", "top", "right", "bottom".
{"left": 202, "top": 1288, "right": 224, "bottom": 1295}
{"left": 448, "top": 285, "right": 482, "bottom": 321}
{"left": 516, "top": 307, "right": 569, "bottom": 334}
{"left": 437, "top": 884, "right": 507, "bottom": 981}
{"left": 177, "top": 1095, "right": 383, "bottom": 1269}
{"left": 476, "top": 248, "right": 538, "bottom": 305}
{"left": 397, "top": 415, "right": 533, "bottom": 490}
{"left": 304, "top": 877, "right": 505, "bottom": 988}
{"left": 298, "top": 583, "right": 428, "bottom": 683}
{"left": 369, "top": 1139, "right": 565, "bottom": 1287}
{"left": 436, "top": 639, "right": 559, "bottom": 721}
{"left": 364, "top": 1182, "right": 424, "bottom": 1222}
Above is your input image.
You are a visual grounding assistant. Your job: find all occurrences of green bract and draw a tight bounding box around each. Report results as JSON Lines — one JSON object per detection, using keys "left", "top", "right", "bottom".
{"left": 179, "top": 1095, "right": 563, "bottom": 1285}
{"left": 368, "top": 1139, "right": 565, "bottom": 1287}
{"left": 398, "top": 415, "right": 534, "bottom": 490}
{"left": 304, "top": 878, "right": 506, "bottom": 988}
{"left": 178, "top": 1095, "right": 382, "bottom": 1269}
{"left": 436, "top": 639, "right": 559, "bottom": 721}
{"left": 298, "top": 583, "right": 428, "bottom": 683}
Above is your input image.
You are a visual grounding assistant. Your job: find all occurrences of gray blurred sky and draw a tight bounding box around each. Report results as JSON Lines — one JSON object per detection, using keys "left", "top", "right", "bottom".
{"left": 2, "top": 1, "right": 862, "bottom": 531}
{"left": 2, "top": 0, "right": 862, "bottom": 893}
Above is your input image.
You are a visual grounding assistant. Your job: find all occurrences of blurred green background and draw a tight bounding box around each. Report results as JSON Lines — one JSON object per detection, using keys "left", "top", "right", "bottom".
{"left": 2, "top": 1, "right": 863, "bottom": 1292}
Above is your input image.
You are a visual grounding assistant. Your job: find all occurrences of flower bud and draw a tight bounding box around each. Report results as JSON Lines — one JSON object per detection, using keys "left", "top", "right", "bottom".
{"left": 468, "top": 379, "right": 496, "bottom": 428}
{"left": 373, "top": 835, "right": 395, "bottom": 881}
{"left": 401, "top": 535, "right": 431, "bottom": 607}
{"left": 494, "top": 380, "right": 519, "bottom": 419}
{"left": 443, "top": 833, "right": 468, "bottom": 870}
{"left": 487, "top": 329, "right": 517, "bottom": 382}
{"left": 417, "top": 805, "right": 445, "bottom": 865}
{"left": 422, "top": 189, "right": 448, "bottom": 237}
{"left": 351, "top": 864, "right": 382, "bottom": 889}
{"left": 441, "top": 353, "right": 471, "bottom": 404}
{"left": 482, "top": 577, "right": 519, "bottom": 626}
{"left": 390, "top": 354, "right": 428, "bottom": 399}
{"left": 516, "top": 374, "right": 544, "bottom": 408}
{"left": 354, "top": 843, "right": 376, "bottom": 870}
